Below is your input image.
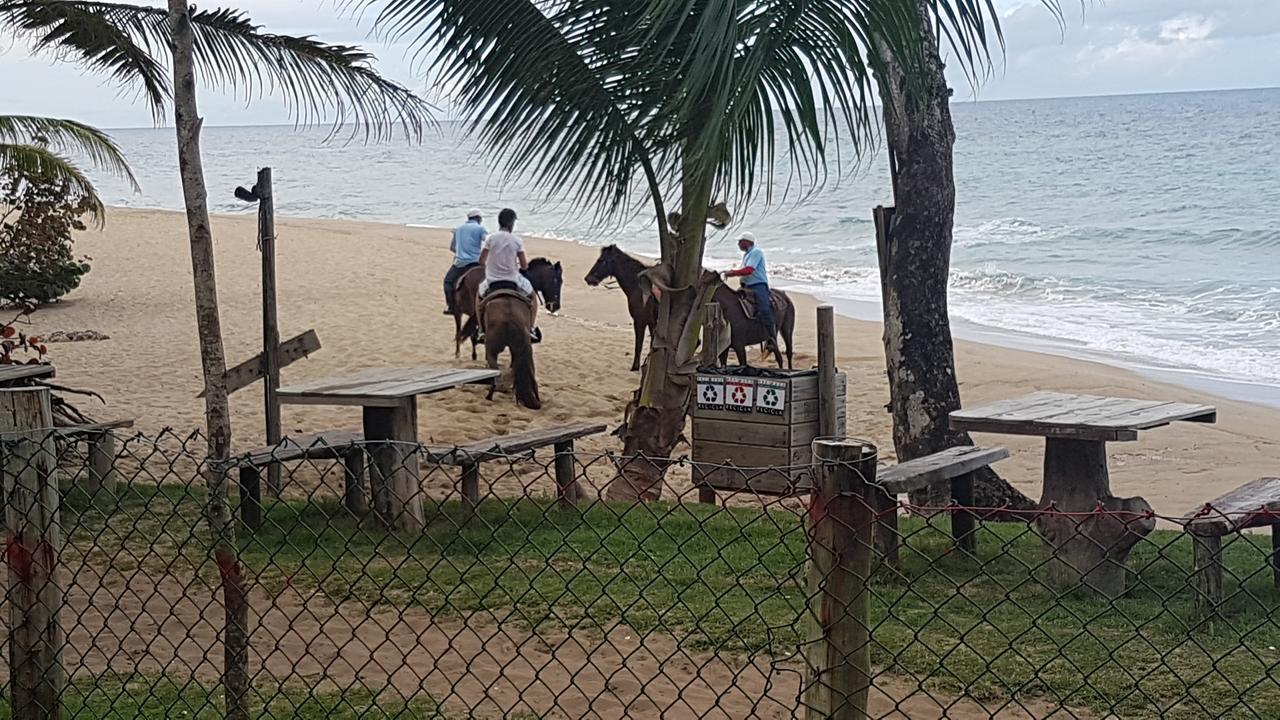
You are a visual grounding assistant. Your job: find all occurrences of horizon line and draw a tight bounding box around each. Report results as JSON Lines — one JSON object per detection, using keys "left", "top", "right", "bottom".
{"left": 99, "top": 84, "right": 1280, "bottom": 131}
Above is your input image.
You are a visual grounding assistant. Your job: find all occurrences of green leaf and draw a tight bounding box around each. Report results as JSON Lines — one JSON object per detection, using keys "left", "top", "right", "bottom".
{"left": 0, "top": 115, "right": 139, "bottom": 192}
{"left": 0, "top": 143, "right": 106, "bottom": 225}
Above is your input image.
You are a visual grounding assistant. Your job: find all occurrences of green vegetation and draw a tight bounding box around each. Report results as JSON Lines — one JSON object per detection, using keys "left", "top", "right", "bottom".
{"left": 62, "top": 482, "right": 1280, "bottom": 719}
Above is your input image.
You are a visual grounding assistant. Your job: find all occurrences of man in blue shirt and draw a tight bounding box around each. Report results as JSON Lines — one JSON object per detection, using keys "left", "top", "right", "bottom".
{"left": 723, "top": 231, "right": 776, "bottom": 347}
{"left": 443, "top": 209, "right": 487, "bottom": 314}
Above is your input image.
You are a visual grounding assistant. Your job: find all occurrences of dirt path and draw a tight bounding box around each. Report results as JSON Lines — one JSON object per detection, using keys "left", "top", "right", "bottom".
{"left": 0, "top": 570, "right": 1092, "bottom": 719}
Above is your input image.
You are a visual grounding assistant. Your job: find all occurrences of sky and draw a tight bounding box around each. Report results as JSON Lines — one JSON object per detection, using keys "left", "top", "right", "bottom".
{"left": 0, "top": 0, "right": 1277, "bottom": 129}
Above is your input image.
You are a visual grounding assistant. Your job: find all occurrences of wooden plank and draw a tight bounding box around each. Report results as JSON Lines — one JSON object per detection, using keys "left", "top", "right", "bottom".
{"left": 0, "top": 388, "right": 64, "bottom": 719}
{"left": 52, "top": 419, "right": 135, "bottom": 438}
{"left": 278, "top": 367, "right": 498, "bottom": 405}
{"left": 949, "top": 391, "right": 1071, "bottom": 422}
{"left": 949, "top": 417, "right": 1137, "bottom": 442}
{"left": 698, "top": 465, "right": 811, "bottom": 495}
{"left": 692, "top": 418, "right": 821, "bottom": 448}
{"left": 1001, "top": 395, "right": 1139, "bottom": 424}
{"left": 1184, "top": 477, "right": 1280, "bottom": 535}
{"left": 0, "top": 364, "right": 56, "bottom": 385}
{"left": 238, "top": 430, "right": 364, "bottom": 466}
{"left": 877, "top": 446, "right": 1009, "bottom": 495}
{"left": 1092, "top": 401, "right": 1217, "bottom": 429}
{"left": 209, "top": 329, "right": 320, "bottom": 397}
{"left": 435, "top": 423, "right": 607, "bottom": 464}
{"left": 692, "top": 440, "right": 812, "bottom": 468}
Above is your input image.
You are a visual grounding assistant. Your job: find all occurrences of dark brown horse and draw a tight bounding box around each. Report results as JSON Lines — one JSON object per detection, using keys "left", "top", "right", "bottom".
{"left": 454, "top": 257, "right": 561, "bottom": 360}
{"left": 585, "top": 245, "right": 656, "bottom": 371}
{"left": 480, "top": 290, "right": 541, "bottom": 409}
{"left": 715, "top": 284, "right": 795, "bottom": 369}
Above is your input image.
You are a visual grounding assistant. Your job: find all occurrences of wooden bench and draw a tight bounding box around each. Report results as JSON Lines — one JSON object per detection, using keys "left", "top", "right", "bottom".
{"left": 872, "top": 445, "right": 1010, "bottom": 567}
{"left": 235, "top": 430, "right": 366, "bottom": 528}
{"left": 54, "top": 419, "right": 136, "bottom": 491}
{"left": 426, "top": 423, "right": 607, "bottom": 511}
{"left": 1183, "top": 477, "right": 1280, "bottom": 617}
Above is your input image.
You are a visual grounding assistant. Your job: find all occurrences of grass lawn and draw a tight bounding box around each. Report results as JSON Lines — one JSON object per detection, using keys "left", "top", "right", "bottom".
{"left": 60, "top": 481, "right": 1280, "bottom": 719}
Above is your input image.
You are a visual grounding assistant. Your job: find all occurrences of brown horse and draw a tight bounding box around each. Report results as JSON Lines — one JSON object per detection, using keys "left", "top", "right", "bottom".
{"left": 584, "top": 245, "right": 656, "bottom": 371}
{"left": 479, "top": 290, "right": 541, "bottom": 409}
{"left": 714, "top": 284, "right": 795, "bottom": 369}
{"left": 454, "top": 257, "right": 561, "bottom": 360}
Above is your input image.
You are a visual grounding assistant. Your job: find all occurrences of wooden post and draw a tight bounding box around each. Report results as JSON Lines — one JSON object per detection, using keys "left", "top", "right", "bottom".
{"left": 342, "top": 448, "right": 367, "bottom": 516}
{"left": 553, "top": 440, "right": 580, "bottom": 508}
{"left": 362, "top": 400, "right": 424, "bottom": 532}
{"left": 1, "top": 388, "right": 64, "bottom": 720}
{"left": 257, "top": 168, "right": 283, "bottom": 496}
{"left": 1273, "top": 526, "right": 1280, "bottom": 591}
{"left": 461, "top": 463, "right": 481, "bottom": 513}
{"left": 238, "top": 467, "right": 261, "bottom": 530}
{"left": 951, "top": 472, "right": 977, "bottom": 554}
{"left": 817, "top": 306, "right": 837, "bottom": 438}
{"left": 1192, "top": 532, "right": 1224, "bottom": 618}
{"left": 86, "top": 432, "right": 118, "bottom": 496}
{"left": 700, "top": 302, "right": 724, "bottom": 367}
{"left": 804, "top": 437, "right": 876, "bottom": 719}
{"left": 697, "top": 303, "right": 724, "bottom": 504}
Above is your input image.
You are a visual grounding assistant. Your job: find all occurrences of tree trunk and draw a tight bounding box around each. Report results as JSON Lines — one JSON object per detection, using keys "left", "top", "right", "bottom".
{"left": 607, "top": 159, "right": 718, "bottom": 502}
{"left": 873, "top": 2, "right": 1034, "bottom": 511}
{"left": 166, "top": 2, "right": 249, "bottom": 717}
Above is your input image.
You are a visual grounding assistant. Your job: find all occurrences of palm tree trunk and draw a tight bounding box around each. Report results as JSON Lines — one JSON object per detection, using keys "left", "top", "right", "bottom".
{"left": 873, "top": 1, "right": 1033, "bottom": 511}
{"left": 166, "top": 0, "right": 249, "bottom": 715}
{"left": 608, "top": 159, "right": 717, "bottom": 502}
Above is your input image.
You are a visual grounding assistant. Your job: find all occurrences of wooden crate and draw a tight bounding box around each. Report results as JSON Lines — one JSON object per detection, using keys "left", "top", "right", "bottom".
{"left": 692, "top": 370, "right": 846, "bottom": 495}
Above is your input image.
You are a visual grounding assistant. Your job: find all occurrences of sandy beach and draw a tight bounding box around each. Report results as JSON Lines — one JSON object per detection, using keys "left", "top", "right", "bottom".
{"left": 33, "top": 207, "right": 1280, "bottom": 517}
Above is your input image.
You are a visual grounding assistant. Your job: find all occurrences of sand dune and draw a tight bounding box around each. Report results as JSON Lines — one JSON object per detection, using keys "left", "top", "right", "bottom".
{"left": 30, "top": 207, "right": 1280, "bottom": 516}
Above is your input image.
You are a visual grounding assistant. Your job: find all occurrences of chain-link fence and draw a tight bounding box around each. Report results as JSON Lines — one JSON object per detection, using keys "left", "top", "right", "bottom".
{"left": 2, "top": 427, "right": 1279, "bottom": 719}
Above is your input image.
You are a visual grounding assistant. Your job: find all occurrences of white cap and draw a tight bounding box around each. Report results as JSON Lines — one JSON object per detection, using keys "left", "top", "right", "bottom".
{"left": 467, "top": 208, "right": 482, "bottom": 219}
{"left": 737, "top": 231, "right": 756, "bottom": 244}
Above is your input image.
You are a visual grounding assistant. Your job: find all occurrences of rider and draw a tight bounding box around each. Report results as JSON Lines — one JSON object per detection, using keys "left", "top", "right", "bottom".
{"left": 722, "top": 231, "right": 777, "bottom": 349}
{"left": 478, "top": 208, "right": 541, "bottom": 342}
{"left": 443, "top": 209, "right": 486, "bottom": 315}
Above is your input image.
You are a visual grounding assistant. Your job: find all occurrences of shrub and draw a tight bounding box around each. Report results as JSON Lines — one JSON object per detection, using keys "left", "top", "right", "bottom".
{"left": 0, "top": 167, "right": 96, "bottom": 305}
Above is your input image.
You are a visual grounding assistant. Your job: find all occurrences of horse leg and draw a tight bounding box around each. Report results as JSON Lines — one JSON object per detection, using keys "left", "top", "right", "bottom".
{"left": 485, "top": 338, "right": 500, "bottom": 400}
{"left": 733, "top": 343, "right": 747, "bottom": 366}
{"left": 454, "top": 311, "right": 463, "bottom": 358}
{"left": 631, "top": 320, "right": 645, "bottom": 372}
{"left": 783, "top": 308, "right": 795, "bottom": 370}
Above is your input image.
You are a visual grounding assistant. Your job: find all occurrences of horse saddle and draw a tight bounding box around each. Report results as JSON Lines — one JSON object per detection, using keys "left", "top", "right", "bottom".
{"left": 478, "top": 286, "right": 536, "bottom": 312}
{"left": 736, "top": 287, "right": 784, "bottom": 320}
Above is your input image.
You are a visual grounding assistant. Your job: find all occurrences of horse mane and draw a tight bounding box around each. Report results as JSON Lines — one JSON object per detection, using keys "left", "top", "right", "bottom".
{"left": 603, "top": 245, "right": 650, "bottom": 274}
{"left": 528, "top": 257, "right": 554, "bottom": 269}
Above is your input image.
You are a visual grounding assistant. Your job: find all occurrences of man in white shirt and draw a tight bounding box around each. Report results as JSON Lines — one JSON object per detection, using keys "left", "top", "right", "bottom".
{"left": 478, "top": 208, "right": 541, "bottom": 341}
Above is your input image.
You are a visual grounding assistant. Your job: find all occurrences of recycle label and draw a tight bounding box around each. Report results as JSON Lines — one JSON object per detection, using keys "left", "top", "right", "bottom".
{"left": 755, "top": 379, "right": 787, "bottom": 416}
{"left": 696, "top": 376, "right": 725, "bottom": 410}
{"left": 725, "top": 379, "right": 755, "bottom": 413}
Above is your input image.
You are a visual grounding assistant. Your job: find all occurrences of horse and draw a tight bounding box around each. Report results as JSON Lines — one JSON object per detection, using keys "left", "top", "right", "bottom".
{"left": 453, "top": 257, "right": 561, "bottom": 360}
{"left": 585, "top": 245, "right": 656, "bottom": 371}
{"left": 479, "top": 289, "right": 541, "bottom": 409}
{"left": 714, "top": 283, "right": 795, "bottom": 369}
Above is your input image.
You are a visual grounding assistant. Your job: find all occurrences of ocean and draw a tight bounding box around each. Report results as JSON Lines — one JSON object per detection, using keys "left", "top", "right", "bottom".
{"left": 90, "top": 87, "right": 1280, "bottom": 399}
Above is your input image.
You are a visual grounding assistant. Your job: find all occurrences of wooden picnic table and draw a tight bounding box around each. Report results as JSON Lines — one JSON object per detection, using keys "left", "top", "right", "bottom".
{"left": 951, "top": 391, "right": 1217, "bottom": 597}
{"left": 277, "top": 367, "right": 498, "bottom": 531}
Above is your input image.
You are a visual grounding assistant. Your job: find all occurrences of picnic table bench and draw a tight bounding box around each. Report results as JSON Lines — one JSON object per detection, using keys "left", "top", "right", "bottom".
{"left": 234, "top": 423, "right": 607, "bottom": 528}
{"left": 426, "top": 422, "right": 607, "bottom": 511}
{"left": 54, "top": 419, "right": 135, "bottom": 492}
{"left": 952, "top": 391, "right": 1217, "bottom": 597}
{"left": 872, "top": 445, "right": 1009, "bottom": 567}
{"left": 1183, "top": 477, "right": 1280, "bottom": 617}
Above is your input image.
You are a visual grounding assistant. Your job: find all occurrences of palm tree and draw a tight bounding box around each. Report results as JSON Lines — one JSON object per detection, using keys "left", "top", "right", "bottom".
{"left": 0, "top": 115, "right": 137, "bottom": 222}
{"left": 5, "top": 2, "right": 432, "bottom": 714}
{"left": 367, "top": 0, "right": 1011, "bottom": 500}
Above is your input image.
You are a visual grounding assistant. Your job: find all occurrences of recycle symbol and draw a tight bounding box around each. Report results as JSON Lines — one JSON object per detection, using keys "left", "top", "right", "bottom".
{"left": 701, "top": 384, "right": 718, "bottom": 403}
{"left": 731, "top": 385, "right": 748, "bottom": 404}
{"left": 761, "top": 388, "right": 780, "bottom": 407}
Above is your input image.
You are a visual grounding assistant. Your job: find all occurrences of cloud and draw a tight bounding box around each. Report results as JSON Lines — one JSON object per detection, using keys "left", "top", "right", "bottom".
{"left": 1076, "top": 14, "right": 1219, "bottom": 72}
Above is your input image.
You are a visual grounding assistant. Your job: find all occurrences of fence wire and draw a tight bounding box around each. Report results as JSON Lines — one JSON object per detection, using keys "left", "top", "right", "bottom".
{"left": 1, "top": 429, "right": 1278, "bottom": 719}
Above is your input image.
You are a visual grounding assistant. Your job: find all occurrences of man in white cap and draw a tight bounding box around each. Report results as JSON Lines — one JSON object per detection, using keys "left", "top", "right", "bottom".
{"left": 723, "top": 231, "right": 777, "bottom": 347}
{"left": 443, "top": 209, "right": 487, "bottom": 315}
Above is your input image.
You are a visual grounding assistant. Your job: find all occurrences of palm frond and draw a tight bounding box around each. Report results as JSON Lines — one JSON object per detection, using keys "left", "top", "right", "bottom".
{"left": 0, "top": 115, "right": 139, "bottom": 192}
{"left": 0, "top": 143, "right": 106, "bottom": 224}
{"left": 1, "top": 0, "right": 433, "bottom": 138}
{"left": 367, "top": 0, "right": 675, "bottom": 236}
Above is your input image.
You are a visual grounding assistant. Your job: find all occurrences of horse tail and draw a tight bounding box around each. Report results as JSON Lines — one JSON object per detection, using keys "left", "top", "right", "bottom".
{"left": 780, "top": 294, "right": 796, "bottom": 370}
{"left": 458, "top": 316, "right": 477, "bottom": 343}
{"left": 509, "top": 328, "right": 542, "bottom": 410}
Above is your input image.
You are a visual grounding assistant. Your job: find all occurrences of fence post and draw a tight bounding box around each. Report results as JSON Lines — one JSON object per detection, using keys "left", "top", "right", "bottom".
{"left": 1, "top": 388, "right": 63, "bottom": 720}
{"left": 804, "top": 437, "right": 876, "bottom": 719}
{"left": 697, "top": 302, "right": 725, "bottom": 504}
